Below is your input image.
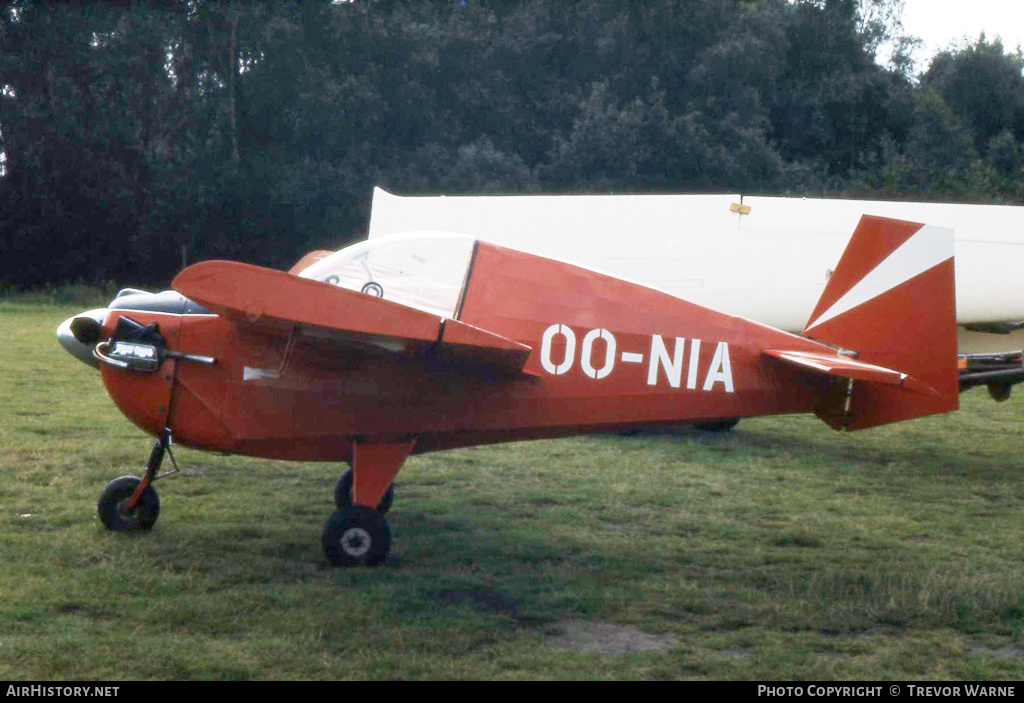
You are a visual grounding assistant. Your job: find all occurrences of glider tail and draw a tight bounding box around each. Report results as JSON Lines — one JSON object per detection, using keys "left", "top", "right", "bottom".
{"left": 802, "top": 215, "right": 958, "bottom": 430}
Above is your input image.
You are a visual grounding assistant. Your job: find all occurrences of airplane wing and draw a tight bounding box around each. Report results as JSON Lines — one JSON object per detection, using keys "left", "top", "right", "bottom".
{"left": 172, "top": 260, "right": 533, "bottom": 374}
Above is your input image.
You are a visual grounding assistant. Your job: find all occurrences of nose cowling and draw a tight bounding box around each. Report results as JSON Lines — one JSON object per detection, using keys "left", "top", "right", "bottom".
{"left": 58, "top": 289, "right": 213, "bottom": 371}
{"left": 58, "top": 289, "right": 217, "bottom": 373}
{"left": 56, "top": 308, "right": 108, "bottom": 369}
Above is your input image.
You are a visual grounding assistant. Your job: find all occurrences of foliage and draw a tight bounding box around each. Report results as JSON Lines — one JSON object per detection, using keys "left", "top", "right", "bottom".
{"left": 2, "top": 0, "right": 1023, "bottom": 288}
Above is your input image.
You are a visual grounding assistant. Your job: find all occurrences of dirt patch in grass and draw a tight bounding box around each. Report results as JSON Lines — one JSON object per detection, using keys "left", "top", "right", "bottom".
{"left": 545, "top": 619, "right": 676, "bottom": 655}
{"left": 431, "top": 589, "right": 520, "bottom": 619}
{"left": 973, "top": 645, "right": 1024, "bottom": 660}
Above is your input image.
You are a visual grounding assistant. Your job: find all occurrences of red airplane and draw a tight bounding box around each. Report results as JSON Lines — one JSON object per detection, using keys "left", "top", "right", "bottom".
{"left": 57, "top": 215, "right": 957, "bottom": 566}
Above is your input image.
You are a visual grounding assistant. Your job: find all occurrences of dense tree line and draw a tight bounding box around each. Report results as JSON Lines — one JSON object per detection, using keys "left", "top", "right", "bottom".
{"left": 2, "top": 0, "right": 1023, "bottom": 287}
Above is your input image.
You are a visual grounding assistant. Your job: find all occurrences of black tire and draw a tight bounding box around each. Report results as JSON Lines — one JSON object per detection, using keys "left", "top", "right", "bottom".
{"left": 693, "top": 418, "right": 740, "bottom": 432}
{"left": 322, "top": 505, "right": 391, "bottom": 567}
{"left": 333, "top": 468, "right": 394, "bottom": 514}
{"left": 98, "top": 476, "right": 160, "bottom": 531}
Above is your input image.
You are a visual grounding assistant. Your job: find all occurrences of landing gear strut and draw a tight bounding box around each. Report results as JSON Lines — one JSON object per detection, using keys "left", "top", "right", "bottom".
{"left": 322, "top": 440, "right": 412, "bottom": 567}
{"left": 334, "top": 467, "right": 394, "bottom": 514}
{"left": 98, "top": 430, "right": 177, "bottom": 532}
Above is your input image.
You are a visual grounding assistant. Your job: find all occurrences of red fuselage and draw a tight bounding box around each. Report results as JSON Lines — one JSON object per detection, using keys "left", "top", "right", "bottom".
{"left": 99, "top": 241, "right": 839, "bottom": 463}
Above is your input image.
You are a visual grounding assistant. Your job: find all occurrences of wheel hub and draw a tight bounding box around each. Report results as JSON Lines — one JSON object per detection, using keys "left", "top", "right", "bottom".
{"left": 116, "top": 500, "right": 138, "bottom": 519}
{"left": 340, "top": 527, "right": 371, "bottom": 557}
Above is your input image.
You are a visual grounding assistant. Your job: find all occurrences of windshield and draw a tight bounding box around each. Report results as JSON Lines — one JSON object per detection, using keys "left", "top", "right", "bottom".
{"left": 296, "top": 232, "right": 476, "bottom": 318}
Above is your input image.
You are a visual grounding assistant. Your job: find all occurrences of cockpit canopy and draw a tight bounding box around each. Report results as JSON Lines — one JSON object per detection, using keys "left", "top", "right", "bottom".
{"left": 295, "top": 232, "right": 475, "bottom": 318}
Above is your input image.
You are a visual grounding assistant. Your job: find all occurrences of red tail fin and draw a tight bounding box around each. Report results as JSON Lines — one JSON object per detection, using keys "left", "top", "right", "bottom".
{"left": 803, "top": 215, "right": 958, "bottom": 430}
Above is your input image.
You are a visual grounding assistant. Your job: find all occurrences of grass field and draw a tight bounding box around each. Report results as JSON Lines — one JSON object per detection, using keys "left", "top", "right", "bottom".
{"left": 2, "top": 298, "right": 1024, "bottom": 680}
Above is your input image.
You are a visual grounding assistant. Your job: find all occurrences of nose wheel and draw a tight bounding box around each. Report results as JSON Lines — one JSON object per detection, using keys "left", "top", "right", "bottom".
{"left": 98, "top": 431, "right": 176, "bottom": 532}
{"left": 98, "top": 475, "right": 160, "bottom": 531}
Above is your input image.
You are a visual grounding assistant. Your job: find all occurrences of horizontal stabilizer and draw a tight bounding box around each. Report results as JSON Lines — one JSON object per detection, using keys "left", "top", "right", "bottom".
{"left": 172, "top": 260, "right": 532, "bottom": 374}
{"left": 763, "top": 349, "right": 939, "bottom": 398}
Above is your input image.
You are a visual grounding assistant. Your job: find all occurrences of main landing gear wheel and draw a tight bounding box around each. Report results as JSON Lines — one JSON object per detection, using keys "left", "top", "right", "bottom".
{"left": 333, "top": 467, "right": 394, "bottom": 514}
{"left": 322, "top": 505, "right": 391, "bottom": 567}
{"left": 97, "top": 475, "right": 160, "bottom": 531}
{"left": 693, "top": 418, "right": 740, "bottom": 432}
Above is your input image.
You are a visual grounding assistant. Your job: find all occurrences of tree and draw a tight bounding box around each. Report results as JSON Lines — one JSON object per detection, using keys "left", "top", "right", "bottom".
{"left": 922, "top": 37, "right": 1024, "bottom": 149}
{"left": 1, "top": 0, "right": 1020, "bottom": 289}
